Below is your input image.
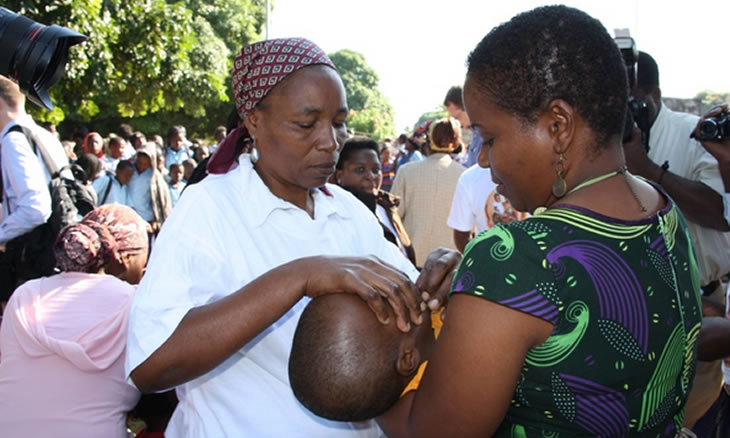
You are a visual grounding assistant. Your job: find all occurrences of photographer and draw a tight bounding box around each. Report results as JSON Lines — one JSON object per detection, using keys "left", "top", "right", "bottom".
{"left": 624, "top": 51, "right": 730, "bottom": 431}
{"left": 694, "top": 103, "right": 730, "bottom": 195}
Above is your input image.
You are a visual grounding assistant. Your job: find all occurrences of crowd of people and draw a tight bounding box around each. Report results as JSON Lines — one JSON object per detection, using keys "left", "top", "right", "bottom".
{"left": 1, "top": 4, "right": 730, "bottom": 438}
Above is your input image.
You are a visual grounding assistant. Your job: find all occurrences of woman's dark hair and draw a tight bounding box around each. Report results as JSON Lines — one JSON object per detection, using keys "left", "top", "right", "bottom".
{"left": 336, "top": 136, "right": 380, "bottom": 170}
{"left": 466, "top": 5, "right": 628, "bottom": 146}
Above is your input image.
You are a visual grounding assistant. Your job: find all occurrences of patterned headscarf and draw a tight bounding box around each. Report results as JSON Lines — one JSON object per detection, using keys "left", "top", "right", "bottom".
{"left": 53, "top": 204, "right": 148, "bottom": 273}
{"left": 206, "top": 37, "right": 336, "bottom": 174}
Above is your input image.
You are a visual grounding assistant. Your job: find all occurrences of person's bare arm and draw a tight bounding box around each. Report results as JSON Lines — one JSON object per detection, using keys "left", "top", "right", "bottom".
{"left": 624, "top": 125, "right": 729, "bottom": 231}
{"left": 377, "top": 294, "right": 553, "bottom": 438}
{"left": 698, "top": 316, "right": 730, "bottom": 361}
{"left": 130, "top": 256, "right": 423, "bottom": 393}
{"left": 452, "top": 229, "right": 472, "bottom": 254}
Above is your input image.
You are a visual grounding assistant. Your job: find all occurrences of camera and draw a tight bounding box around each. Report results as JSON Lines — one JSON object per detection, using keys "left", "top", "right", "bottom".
{"left": 615, "top": 29, "right": 650, "bottom": 152}
{"left": 695, "top": 112, "right": 730, "bottom": 142}
{"left": 0, "top": 7, "right": 87, "bottom": 109}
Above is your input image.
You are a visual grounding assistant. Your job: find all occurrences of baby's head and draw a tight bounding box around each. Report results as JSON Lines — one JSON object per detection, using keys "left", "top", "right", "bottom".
{"left": 289, "top": 293, "right": 434, "bottom": 422}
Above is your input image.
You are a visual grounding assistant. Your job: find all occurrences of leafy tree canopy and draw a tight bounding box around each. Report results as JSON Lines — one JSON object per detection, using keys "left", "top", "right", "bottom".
{"left": 696, "top": 90, "right": 730, "bottom": 114}
{"left": 329, "top": 49, "right": 395, "bottom": 141}
{"left": 5, "top": 0, "right": 266, "bottom": 138}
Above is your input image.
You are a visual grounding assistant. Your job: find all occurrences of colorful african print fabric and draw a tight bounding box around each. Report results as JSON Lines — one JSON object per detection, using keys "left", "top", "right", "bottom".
{"left": 452, "top": 201, "right": 702, "bottom": 437}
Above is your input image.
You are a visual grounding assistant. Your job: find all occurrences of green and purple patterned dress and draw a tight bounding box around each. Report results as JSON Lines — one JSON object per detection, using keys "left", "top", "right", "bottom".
{"left": 451, "top": 201, "right": 702, "bottom": 438}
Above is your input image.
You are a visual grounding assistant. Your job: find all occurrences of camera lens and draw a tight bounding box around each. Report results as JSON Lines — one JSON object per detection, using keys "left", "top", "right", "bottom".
{"left": 0, "top": 7, "right": 87, "bottom": 109}
{"left": 699, "top": 118, "right": 720, "bottom": 141}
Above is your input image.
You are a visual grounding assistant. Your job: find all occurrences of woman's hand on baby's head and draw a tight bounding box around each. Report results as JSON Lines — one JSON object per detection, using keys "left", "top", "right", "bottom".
{"left": 416, "top": 248, "right": 462, "bottom": 311}
{"left": 300, "top": 256, "right": 423, "bottom": 333}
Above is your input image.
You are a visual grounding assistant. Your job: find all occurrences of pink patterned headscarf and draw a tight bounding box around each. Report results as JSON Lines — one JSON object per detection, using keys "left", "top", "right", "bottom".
{"left": 53, "top": 204, "right": 148, "bottom": 273}
{"left": 206, "top": 37, "right": 336, "bottom": 174}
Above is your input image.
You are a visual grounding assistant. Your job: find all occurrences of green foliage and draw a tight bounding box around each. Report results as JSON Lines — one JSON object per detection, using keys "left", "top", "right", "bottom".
{"left": 413, "top": 109, "right": 448, "bottom": 132}
{"left": 329, "top": 49, "right": 396, "bottom": 141}
{"left": 6, "top": 0, "right": 266, "bottom": 138}
{"left": 696, "top": 90, "right": 730, "bottom": 114}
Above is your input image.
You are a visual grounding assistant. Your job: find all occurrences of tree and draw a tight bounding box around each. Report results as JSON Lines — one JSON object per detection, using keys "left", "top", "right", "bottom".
{"left": 329, "top": 49, "right": 396, "bottom": 141}
{"left": 696, "top": 90, "right": 730, "bottom": 114}
{"left": 5, "top": 0, "right": 266, "bottom": 138}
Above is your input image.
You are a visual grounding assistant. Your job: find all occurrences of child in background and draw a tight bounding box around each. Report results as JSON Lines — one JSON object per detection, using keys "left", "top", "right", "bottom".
{"left": 380, "top": 143, "right": 396, "bottom": 192}
{"left": 93, "top": 160, "right": 134, "bottom": 206}
{"left": 168, "top": 163, "right": 185, "bottom": 207}
{"left": 181, "top": 158, "right": 197, "bottom": 183}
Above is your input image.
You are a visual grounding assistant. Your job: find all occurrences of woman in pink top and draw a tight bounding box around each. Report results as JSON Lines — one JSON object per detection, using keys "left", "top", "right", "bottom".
{"left": 0, "top": 204, "right": 148, "bottom": 437}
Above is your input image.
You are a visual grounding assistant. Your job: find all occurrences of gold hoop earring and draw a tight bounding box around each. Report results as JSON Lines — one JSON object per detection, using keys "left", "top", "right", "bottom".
{"left": 552, "top": 153, "right": 567, "bottom": 198}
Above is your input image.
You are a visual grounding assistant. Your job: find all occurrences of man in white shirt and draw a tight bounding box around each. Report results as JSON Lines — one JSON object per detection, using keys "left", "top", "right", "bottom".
{"left": 447, "top": 164, "right": 528, "bottom": 253}
{"left": 0, "top": 77, "right": 68, "bottom": 299}
{"left": 625, "top": 51, "right": 730, "bottom": 431}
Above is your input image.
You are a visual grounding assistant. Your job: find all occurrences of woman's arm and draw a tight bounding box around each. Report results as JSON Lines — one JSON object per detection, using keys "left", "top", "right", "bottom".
{"left": 378, "top": 294, "right": 553, "bottom": 438}
{"left": 130, "top": 255, "right": 423, "bottom": 393}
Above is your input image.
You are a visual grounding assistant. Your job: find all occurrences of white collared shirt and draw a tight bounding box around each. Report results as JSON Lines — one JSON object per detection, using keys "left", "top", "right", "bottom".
{"left": 648, "top": 103, "right": 730, "bottom": 285}
{"left": 0, "top": 117, "right": 68, "bottom": 244}
{"left": 126, "top": 154, "right": 417, "bottom": 437}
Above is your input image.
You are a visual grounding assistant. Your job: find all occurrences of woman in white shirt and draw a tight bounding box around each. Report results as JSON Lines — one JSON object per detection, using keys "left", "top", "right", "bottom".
{"left": 125, "top": 37, "right": 458, "bottom": 438}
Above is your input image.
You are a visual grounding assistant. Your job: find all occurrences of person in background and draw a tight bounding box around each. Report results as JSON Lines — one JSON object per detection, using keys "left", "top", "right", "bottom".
{"left": 164, "top": 125, "right": 191, "bottom": 169}
{"left": 102, "top": 135, "right": 125, "bottom": 174}
{"left": 625, "top": 51, "right": 730, "bottom": 432}
{"left": 156, "top": 145, "right": 169, "bottom": 182}
{"left": 0, "top": 76, "right": 69, "bottom": 299}
{"left": 192, "top": 144, "right": 210, "bottom": 163}
{"left": 0, "top": 204, "right": 148, "bottom": 438}
{"left": 83, "top": 131, "right": 104, "bottom": 160}
{"left": 130, "top": 131, "right": 146, "bottom": 151}
{"left": 394, "top": 132, "right": 423, "bottom": 172}
{"left": 375, "top": 6, "right": 702, "bottom": 437}
{"left": 391, "top": 118, "right": 465, "bottom": 267}
{"left": 181, "top": 158, "right": 196, "bottom": 183}
{"left": 444, "top": 85, "right": 482, "bottom": 168}
{"left": 380, "top": 142, "right": 396, "bottom": 192}
{"left": 335, "top": 136, "right": 416, "bottom": 266}
{"left": 93, "top": 160, "right": 134, "bottom": 206}
{"left": 128, "top": 143, "right": 172, "bottom": 236}
{"left": 75, "top": 153, "right": 102, "bottom": 204}
{"left": 167, "top": 163, "right": 185, "bottom": 208}
{"left": 125, "top": 37, "right": 457, "bottom": 438}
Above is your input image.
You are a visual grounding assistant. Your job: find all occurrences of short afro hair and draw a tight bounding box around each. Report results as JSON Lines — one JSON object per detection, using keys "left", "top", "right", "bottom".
{"left": 636, "top": 51, "right": 660, "bottom": 93}
{"left": 289, "top": 295, "right": 404, "bottom": 422}
{"left": 466, "top": 5, "right": 628, "bottom": 147}
{"left": 336, "top": 136, "right": 380, "bottom": 170}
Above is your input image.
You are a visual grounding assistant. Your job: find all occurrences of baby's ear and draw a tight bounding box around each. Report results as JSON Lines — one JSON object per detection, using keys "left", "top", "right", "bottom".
{"left": 395, "top": 344, "right": 421, "bottom": 377}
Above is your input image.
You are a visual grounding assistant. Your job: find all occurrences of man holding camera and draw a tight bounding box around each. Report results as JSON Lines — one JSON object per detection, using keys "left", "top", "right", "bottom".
{"left": 624, "top": 51, "right": 730, "bottom": 432}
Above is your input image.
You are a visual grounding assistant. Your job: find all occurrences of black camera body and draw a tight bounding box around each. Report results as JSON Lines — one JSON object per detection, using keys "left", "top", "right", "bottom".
{"left": 0, "top": 7, "right": 86, "bottom": 109}
{"left": 697, "top": 112, "right": 730, "bottom": 142}
{"left": 614, "top": 31, "right": 650, "bottom": 152}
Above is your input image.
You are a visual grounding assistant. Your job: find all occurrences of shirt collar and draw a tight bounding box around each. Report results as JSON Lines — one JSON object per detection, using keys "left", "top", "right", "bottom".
{"left": 239, "top": 155, "right": 352, "bottom": 228}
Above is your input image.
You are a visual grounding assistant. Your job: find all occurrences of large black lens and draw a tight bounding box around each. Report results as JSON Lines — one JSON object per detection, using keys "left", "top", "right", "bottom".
{"left": 0, "top": 7, "right": 87, "bottom": 109}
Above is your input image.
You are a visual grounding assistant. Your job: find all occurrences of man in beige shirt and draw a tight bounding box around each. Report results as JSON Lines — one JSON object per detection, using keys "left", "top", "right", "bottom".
{"left": 391, "top": 118, "right": 465, "bottom": 267}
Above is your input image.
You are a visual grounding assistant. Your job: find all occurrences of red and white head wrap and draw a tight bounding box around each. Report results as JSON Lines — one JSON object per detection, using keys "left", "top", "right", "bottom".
{"left": 53, "top": 204, "right": 148, "bottom": 273}
{"left": 207, "top": 37, "right": 336, "bottom": 174}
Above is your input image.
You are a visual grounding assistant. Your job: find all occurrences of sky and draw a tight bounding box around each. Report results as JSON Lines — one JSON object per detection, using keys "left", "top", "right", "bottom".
{"left": 268, "top": 0, "right": 730, "bottom": 133}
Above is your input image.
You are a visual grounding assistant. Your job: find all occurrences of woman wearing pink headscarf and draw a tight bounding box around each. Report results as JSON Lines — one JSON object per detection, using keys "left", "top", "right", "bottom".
{"left": 0, "top": 204, "right": 149, "bottom": 437}
{"left": 125, "top": 37, "right": 459, "bottom": 437}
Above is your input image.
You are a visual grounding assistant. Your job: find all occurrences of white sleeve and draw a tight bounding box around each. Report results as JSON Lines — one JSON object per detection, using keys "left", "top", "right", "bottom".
{"left": 124, "top": 195, "right": 238, "bottom": 385}
{"left": 0, "top": 131, "right": 51, "bottom": 244}
{"left": 447, "top": 173, "right": 474, "bottom": 232}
